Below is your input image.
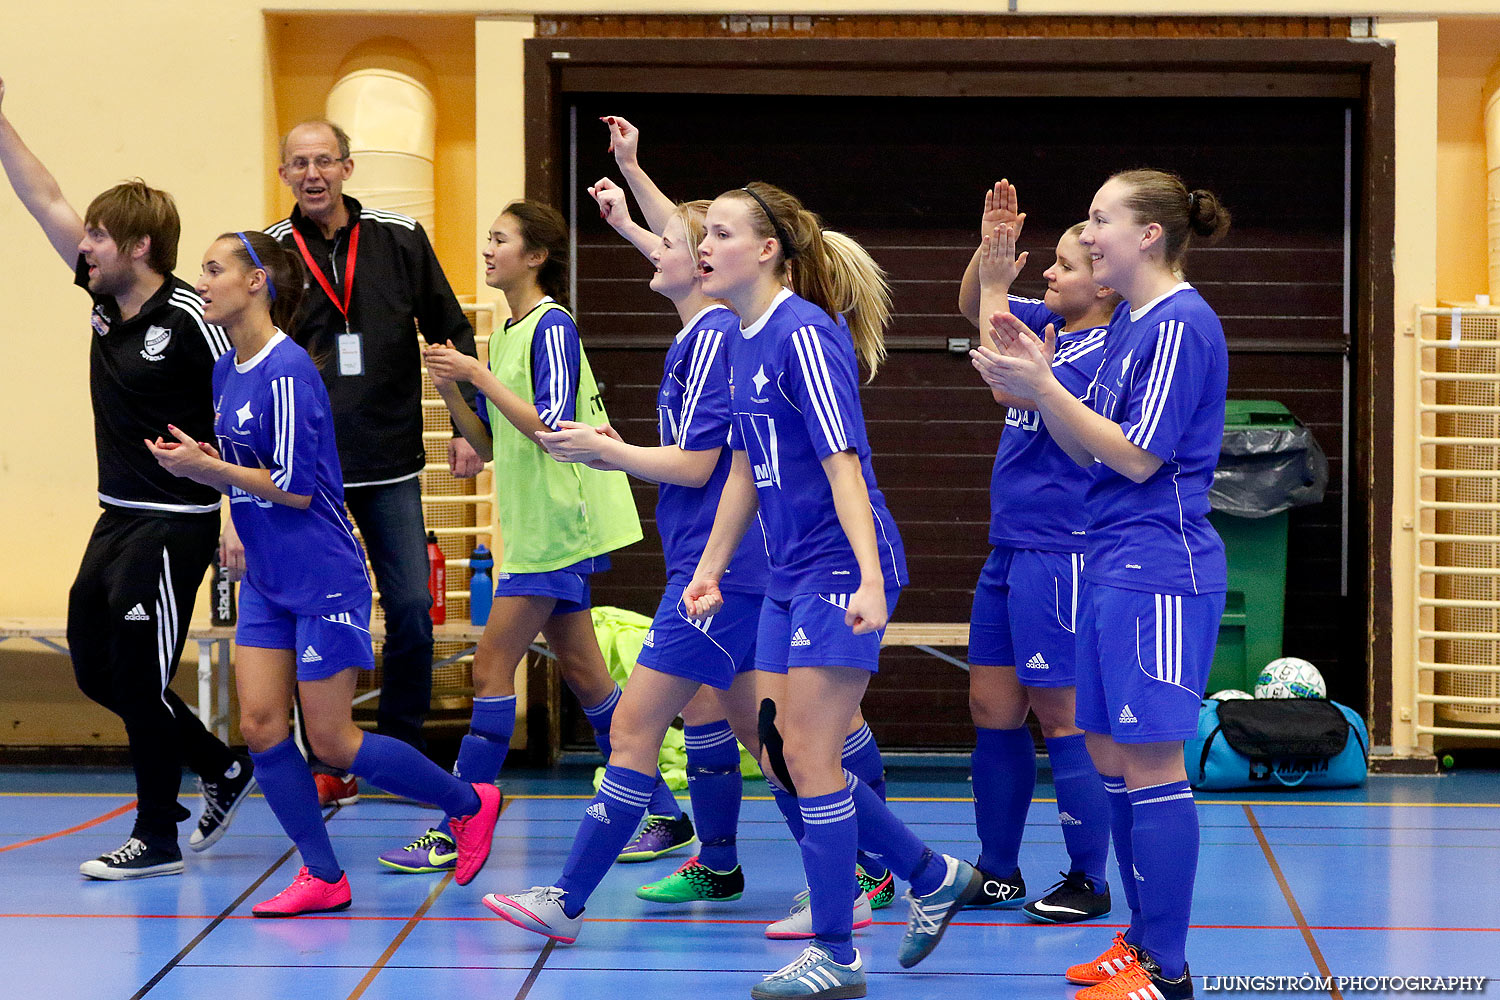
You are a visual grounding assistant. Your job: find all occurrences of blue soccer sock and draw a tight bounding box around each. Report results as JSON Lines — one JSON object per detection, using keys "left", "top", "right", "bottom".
{"left": 1103, "top": 775, "right": 1141, "bottom": 945}
{"left": 554, "top": 764, "right": 656, "bottom": 917}
{"left": 972, "top": 725, "right": 1037, "bottom": 877}
{"left": 582, "top": 684, "right": 682, "bottom": 819}
{"left": 684, "top": 721, "right": 743, "bottom": 871}
{"left": 846, "top": 770, "right": 945, "bottom": 896}
{"left": 1044, "top": 733, "right": 1110, "bottom": 887}
{"left": 841, "top": 723, "right": 889, "bottom": 878}
{"left": 798, "top": 787, "right": 859, "bottom": 966}
{"left": 767, "top": 773, "right": 805, "bottom": 842}
{"left": 438, "top": 694, "right": 516, "bottom": 836}
{"left": 349, "top": 732, "right": 480, "bottom": 819}
{"left": 1128, "top": 780, "right": 1198, "bottom": 980}
{"left": 250, "top": 737, "right": 341, "bottom": 883}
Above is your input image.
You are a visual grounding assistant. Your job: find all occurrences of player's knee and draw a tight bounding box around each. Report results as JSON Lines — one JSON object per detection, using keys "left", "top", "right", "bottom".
{"left": 969, "top": 688, "right": 1027, "bottom": 730}
{"left": 305, "top": 720, "right": 359, "bottom": 771}
{"left": 238, "top": 708, "right": 289, "bottom": 754}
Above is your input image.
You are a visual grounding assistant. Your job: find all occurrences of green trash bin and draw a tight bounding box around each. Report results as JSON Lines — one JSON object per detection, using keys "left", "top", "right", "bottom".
{"left": 1206, "top": 400, "right": 1298, "bottom": 694}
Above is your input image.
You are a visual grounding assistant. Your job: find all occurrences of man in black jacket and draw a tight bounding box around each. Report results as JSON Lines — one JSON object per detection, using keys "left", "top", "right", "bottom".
{"left": 265, "top": 119, "right": 482, "bottom": 801}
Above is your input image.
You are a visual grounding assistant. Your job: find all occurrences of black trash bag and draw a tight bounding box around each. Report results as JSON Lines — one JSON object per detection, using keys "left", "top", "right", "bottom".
{"left": 1210, "top": 420, "right": 1329, "bottom": 518}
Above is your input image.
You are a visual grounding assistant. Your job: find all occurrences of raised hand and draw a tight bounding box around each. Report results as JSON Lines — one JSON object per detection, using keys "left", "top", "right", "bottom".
{"left": 977, "top": 223, "right": 1028, "bottom": 294}
{"left": 981, "top": 179, "right": 1026, "bottom": 244}
{"left": 587, "top": 176, "right": 630, "bottom": 229}
{"left": 601, "top": 115, "right": 639, "bottom": 167}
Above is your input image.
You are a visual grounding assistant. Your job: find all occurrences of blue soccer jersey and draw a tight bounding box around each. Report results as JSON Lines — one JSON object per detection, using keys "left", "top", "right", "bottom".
{"left": 1082, "top": 285, "right": 1228, "bottom": 595}
{"left": 727, "top": 289, "right": 907, "bottom": 600}
{"left": 656, "top": 305, "right": 769, "bottom": 594}
{"left": 988, "top": 296, "right": 1108, "bottom": 552}
{"left": 213, "top": 332, "right": 371, "bottom": 614}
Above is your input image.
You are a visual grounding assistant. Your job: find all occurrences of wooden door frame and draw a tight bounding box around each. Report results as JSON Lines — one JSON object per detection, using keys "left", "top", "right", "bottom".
{"left": 521, "top": 36, "right": 1396, "bottom": 759}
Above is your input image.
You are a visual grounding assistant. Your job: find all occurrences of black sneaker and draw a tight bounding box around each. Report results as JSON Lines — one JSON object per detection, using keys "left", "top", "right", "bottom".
{"left": 189, "top": 756, "right": 257, "bottom": 853}
{"left": 617, "top": 813, "right": 696, "bottom": 863}
{"left": 80, "top": 837, "right": 184, "bottom": 880}
{"left": 962, "top": 864, "right": 1026, "bottom": 909}
{"left": 1022, "top": 870, "right": 1112, "bottom": 923}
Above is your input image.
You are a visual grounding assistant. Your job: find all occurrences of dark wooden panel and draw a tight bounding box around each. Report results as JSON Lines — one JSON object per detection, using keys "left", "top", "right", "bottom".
{"left": 565, "top": 91, "right": 1352, "bottom": 750}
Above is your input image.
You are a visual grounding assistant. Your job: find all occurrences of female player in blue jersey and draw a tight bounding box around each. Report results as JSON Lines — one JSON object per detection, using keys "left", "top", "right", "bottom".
{"left": 480, "top": 176, "right": 766, "bottom": 939}
{"left": 973, "top": 169, "right": 1231, "bottom": 1000}
{"left": 394, "top": 200, "right": 677, "bottom": 876}
{"left": 955, "top": 183, "right": 1117, "bottom": 923}
{"left": 683, "top": 181, "right": 981, "bottom": 999}
{"left": 147, "top": 231, "right": 500, "bottom": 916}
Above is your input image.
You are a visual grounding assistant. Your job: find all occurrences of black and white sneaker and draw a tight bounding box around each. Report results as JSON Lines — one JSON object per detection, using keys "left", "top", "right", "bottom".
{"left": 962, "top": 864, "right": 1026, "bottom": 909}
{"left": 1022, "top": 870, "right": 1112, "bottom": 923}
{"left": 80, "top": 837, "right": 184, "bottom": 880}
{"left": 189, "top": 756, "right": 257, "bottom": 852}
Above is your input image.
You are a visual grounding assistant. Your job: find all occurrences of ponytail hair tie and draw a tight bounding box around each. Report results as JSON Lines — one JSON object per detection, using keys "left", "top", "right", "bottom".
{"left": 742, "top": 186, "right": 798, "bottom": 260}
{"left": 234, "top": 231, "right": 277, "bottom": 302}
{"left": 1187, "top": 191, "right": 1200, "bottom": 214}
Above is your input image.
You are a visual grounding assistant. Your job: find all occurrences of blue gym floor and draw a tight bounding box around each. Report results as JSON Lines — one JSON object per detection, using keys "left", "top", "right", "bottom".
{"left": 2, "top": 764, "right": 1496, "bottom": 1000}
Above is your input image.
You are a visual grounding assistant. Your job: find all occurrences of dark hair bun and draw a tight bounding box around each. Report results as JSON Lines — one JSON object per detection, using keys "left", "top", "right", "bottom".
{"left": 1188, "top": 189, "right": 1231, "bottom": 246}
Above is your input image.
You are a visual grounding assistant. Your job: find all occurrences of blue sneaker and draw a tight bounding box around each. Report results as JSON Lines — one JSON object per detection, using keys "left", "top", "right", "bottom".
{"left": 896, "top": 855, "right": 982, "bottom": 968}
{"left": 378, "top": 828, "right": 456, "bottom": 873}
{"left": 750, "top": 944, "right": 866, "bottom": 999}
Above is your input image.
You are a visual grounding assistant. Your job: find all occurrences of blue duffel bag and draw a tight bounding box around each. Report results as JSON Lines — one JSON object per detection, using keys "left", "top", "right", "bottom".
{"left": 1186, "top": 698, "right": 1369, "bottom": 790}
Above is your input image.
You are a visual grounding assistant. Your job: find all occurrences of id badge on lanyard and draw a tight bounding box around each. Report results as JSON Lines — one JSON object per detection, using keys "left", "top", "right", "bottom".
{"left": 292, "top": 222, "right": 363, "bottom": 376}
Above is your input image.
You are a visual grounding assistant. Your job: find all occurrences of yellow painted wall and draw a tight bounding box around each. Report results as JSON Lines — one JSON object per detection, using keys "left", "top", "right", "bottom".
{"left": 0, "top": 1, "right": 1487, "bottom": 750}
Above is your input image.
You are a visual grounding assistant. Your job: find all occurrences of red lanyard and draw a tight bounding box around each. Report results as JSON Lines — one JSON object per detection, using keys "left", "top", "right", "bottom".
{"left": 290, "top": 221, "right": 360, "bottom": 327}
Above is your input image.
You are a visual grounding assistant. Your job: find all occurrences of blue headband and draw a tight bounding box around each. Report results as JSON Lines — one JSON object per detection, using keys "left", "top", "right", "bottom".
{"left": 234, "top": 232, "right": 276, "bottom": 301}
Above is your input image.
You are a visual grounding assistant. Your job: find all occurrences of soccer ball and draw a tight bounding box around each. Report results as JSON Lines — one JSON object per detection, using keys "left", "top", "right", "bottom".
{"left": 1210, "top": 688, "right": 1254, "bottom": 701}
{"left": 1255, "top": 657, "right": 1327, "bottom": 699}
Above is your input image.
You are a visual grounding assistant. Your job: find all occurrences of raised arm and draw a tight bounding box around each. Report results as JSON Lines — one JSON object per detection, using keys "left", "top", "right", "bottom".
{"left": 973, "top": 223, "right": 1036, "bottom": 411}
{"left": 602, "top": 115, "right": 675, "bottom": 236}
{"left": 957, "top": 180, "right": 1026, "bottom": 328}
{"left": 0, "top": 76, "right": 85, "bottom": 267}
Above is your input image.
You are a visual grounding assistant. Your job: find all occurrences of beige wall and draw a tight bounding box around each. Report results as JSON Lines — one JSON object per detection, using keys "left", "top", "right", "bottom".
{"left": 0, "top": 3, "right": 1489, "bottom": 749}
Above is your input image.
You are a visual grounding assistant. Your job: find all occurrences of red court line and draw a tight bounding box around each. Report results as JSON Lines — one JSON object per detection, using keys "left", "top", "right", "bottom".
{"left": 0, "top": 801, "right": 134, "bottom": 854}
{"left": 5, "top": 912, "right": 1497, "bottom": 933}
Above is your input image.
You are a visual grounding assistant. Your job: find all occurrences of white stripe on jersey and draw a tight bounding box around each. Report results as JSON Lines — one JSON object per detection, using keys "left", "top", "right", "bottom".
{"left": 1130, "top": 320, "right": 1184, "bottom": 450}
{"left": 169, "top": 289, "right": 231, "bottom": 357}
{"left": 789, "top": 326, "right": 848, "bottom": 453}
{"left": 316, "top": 485, "right": 373, "bottom": 589}
{"left": 1054, "top": 327, "right": 1108, "bottom": 366}
{"left": 270, "top": 376, "right": 297, "bottom": 490}
{"left": 264, "top": 220, "right": 294, "bottom": 240}
{"left": 537, "top": 322, "right": 572, "bottom": 428}
{"left": 677, "top": 328, "right": 724, "bottom": 442}
{"left": 359, "top": 208, "right": 418, "bottom": 230}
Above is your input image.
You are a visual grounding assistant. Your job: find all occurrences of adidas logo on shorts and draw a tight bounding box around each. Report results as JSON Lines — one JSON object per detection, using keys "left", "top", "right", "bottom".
{"left": 642, "top": 629, "right": 654, "bottom": 648}
{"left": 301, "top": 646, "right": 322, "bottom": 664}
{"left": 1025, "top": 652, "right": 1049, "bottom": 671}
{"left": 1058, "top": 811, "right": 1082, "bottom": 826}
{"left": 1117, "top": 704, "right": 1138, "bottom": 724}
{"left": 585, "top": 802, "right": 610, "bottom": 824}
{"left": 123, "top": 603, "right": 150, "bottom": 622}
{"left": 790, "top": 627, "right": 811, "bottom": 648}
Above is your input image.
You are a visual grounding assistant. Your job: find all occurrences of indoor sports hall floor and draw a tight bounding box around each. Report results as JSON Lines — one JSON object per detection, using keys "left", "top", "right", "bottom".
{"left": 2, "top": 762, "right": 1495, "bottom": 1000}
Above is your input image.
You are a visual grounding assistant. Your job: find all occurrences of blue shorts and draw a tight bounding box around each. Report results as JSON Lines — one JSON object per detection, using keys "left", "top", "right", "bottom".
{"left": 236, "top": 578, "right": 375, "bottom": 682}
{"left": 969, "top": 546, "right": 1082, "bottom": 687}
{"left": 492, "top": 555, "right": 609, "bottom": 615}
{"left": 1073, "top": 581, "right": 1226, "bottom": 743}
{"left": 755, "top": 589, "right": 901, "bottom": 674}
{"left": 636, "top": 585, "right": 761, "bottom": 690}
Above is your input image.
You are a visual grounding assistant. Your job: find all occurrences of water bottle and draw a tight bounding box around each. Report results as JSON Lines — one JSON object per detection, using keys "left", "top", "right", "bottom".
{"left": 469, "top": 544, "right": 494, "bottom": 626}
{"left": 427, "top": 531, "right": 447, "bottom": 625}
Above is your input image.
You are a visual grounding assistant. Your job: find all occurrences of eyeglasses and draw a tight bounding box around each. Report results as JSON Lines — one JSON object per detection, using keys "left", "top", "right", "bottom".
{"left": 283, "top": 155, "right": 347, "bottom": 174}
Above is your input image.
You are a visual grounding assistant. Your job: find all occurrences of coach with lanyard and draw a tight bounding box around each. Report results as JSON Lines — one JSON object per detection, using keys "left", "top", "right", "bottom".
{"left": 262, "top": 120, "right": 482, "bottom": 791}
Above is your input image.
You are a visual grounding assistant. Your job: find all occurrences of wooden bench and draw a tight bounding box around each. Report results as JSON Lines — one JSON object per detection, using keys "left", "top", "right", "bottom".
{"left": 0, "top": 617, "right": 972, "bottom": 745}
